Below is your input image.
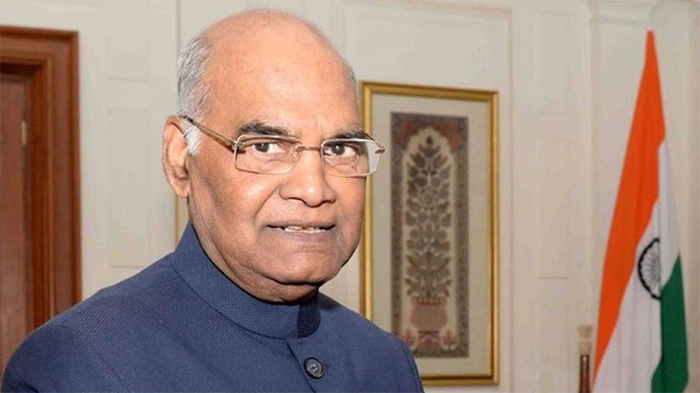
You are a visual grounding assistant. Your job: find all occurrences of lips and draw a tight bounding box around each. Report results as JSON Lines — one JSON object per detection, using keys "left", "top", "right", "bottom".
{"left": 269, "top": 222, "right": 335, "bottom": 234}
{"left": 283, "top": 225, "right": 326, "bottom": 234}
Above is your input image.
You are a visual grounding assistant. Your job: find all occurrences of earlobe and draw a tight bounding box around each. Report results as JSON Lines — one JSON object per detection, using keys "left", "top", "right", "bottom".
{"left": 163, "top": 116, "right": 191, "bottom": 198}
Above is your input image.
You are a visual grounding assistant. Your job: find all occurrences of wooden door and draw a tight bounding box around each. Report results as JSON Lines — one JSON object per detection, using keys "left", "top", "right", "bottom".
{"left": 0, "top": 26, "right": 80, "bottom": 380}
{"left": 0, "top": 73, "right": 32, "bottom": 373}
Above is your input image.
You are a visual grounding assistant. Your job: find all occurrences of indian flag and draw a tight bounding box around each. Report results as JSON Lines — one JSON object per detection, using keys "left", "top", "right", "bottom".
{"left": 593, "top": 32, "right": 689, "bottom": 393}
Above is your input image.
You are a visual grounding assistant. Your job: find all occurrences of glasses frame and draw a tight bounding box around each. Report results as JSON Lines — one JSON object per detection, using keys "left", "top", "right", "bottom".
{"left": 180, "top": 115, "right": 385, "bottom": 177}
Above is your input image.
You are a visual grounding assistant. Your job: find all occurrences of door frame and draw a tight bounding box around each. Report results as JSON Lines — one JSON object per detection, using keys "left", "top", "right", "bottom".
{"left": 0, "top": 26, "right": 81, "bottom": 324}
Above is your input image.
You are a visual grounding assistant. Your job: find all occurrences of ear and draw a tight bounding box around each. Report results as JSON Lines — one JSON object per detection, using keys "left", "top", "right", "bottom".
{"left": 162, "top": 116, "right": 191, "bottom": 198}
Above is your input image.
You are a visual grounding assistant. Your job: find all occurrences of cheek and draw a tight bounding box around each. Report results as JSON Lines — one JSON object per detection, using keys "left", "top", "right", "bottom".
{"left": 210, "top": 173, "right": 278, "bottom": 219}
{"left": 336, "top": 180, "right": 366, "bottom": 229}
{"left": 190, "top": 159, "right": 280, "bottom": 234}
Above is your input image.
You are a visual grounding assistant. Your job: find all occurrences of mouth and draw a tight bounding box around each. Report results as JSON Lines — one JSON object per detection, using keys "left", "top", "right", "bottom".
{"left": 270, "top": 224, "right": 334, "bottom": 234}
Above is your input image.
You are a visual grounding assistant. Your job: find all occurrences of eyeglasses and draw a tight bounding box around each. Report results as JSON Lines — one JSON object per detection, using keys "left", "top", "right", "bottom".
{"left": 180, "top": 116, "right": 385, "bottom": 178}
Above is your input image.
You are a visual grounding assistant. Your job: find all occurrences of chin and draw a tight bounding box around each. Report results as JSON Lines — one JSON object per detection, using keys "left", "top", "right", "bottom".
{"left": 276, "top": 260, "right": 342, "bottom": 283}
{"left": 268, "top": 271, "right": 339, "bottom": 302}
{"left": 270, "top": 283, "right": 320, "bottom": 304}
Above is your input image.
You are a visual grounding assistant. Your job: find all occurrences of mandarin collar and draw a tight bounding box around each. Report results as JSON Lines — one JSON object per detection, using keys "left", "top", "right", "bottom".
{"left": 171, "top": 224, "right": 320, "bottom": 339}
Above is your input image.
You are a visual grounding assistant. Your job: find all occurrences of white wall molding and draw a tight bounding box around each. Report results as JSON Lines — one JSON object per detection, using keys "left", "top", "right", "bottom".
{"left": 590, "top": 0, "right": 658, "bottom": 24}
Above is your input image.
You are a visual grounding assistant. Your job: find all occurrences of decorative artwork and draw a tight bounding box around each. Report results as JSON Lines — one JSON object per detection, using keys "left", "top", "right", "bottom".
{"left": 360, "top": 82, "right": 498, "bottom": 385}
{"left": 391, "top": 113, "right": 469, "bottom": 359}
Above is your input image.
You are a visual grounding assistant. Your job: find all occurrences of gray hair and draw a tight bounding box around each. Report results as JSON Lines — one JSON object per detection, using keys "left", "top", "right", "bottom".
{"left": 176, "top": 23, "right": 357, "bottom": 156}
{"left": 177, "top": 34, "right": 210, "bottom": 155}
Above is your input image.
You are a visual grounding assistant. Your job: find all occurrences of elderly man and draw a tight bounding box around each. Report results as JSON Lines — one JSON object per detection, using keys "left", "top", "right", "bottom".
{"left": 1, "top": 9, "right": 423, "bottom": 393}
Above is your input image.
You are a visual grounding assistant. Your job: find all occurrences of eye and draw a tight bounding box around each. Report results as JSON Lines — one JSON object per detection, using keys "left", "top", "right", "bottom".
{"left": 325, "top": 141, "right": 364, "bottom": 157}
{"left": 328, "top": 142, "right": 348, "bottom": 156}
{"left": 252, "top": 141, "right": 273, "bottom": 153}
{"left": 243, "top": 138, "right": 288, "bottom": 154}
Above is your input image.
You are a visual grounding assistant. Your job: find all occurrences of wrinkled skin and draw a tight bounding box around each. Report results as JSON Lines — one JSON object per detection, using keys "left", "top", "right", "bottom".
{"left": 163, "top": 11, "right": 365, "bottom": 303}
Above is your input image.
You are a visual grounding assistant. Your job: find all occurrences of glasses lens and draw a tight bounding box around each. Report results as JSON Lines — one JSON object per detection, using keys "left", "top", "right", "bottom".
{"left": 235, "top": 136, "right": 299, "bottom": 174}
{"left": 233, "top": 136, "right": 383, "bottom": 176}
{"left": 322, "top": 139, "right": 380, "bottom": 177}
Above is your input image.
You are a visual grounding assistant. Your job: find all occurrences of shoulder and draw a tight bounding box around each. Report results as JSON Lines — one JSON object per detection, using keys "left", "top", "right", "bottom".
{"left": 317, "top": 293, "right": 398, "bottom": 345}
{"left": 2, "top": 256, "right": 184, "bottom": 391}
{"left": 52, "top": 256, "right": 182, "bottom": 328}
{"left": 2, "top": 322, "right": 126, "bottom": 391}
{"left": 317, "top": 293, "right": 423, "bottom": 391}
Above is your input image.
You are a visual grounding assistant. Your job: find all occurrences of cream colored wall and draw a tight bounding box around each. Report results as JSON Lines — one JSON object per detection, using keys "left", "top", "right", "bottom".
{"left": 0, "top": 0, "right": 697, "bottom": 391}
{"left": 0, "top": 0, "right": 178, "bottom": 296}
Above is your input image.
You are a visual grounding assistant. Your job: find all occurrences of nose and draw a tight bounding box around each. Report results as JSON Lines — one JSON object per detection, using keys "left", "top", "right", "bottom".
{"left": 278, "top": 148, "right": 336, "bottom": 207}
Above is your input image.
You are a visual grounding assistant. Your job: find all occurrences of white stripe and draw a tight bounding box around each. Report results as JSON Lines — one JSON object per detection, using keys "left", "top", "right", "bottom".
{"left": 594, "top": 213, "right": 661, "bottom": 393}
{"left": 659, "top": 140, "right": 680, "bottom": 285}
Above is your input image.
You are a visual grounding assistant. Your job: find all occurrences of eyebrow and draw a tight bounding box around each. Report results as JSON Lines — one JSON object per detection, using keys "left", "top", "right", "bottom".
{"left": 237, "top": 121, "right": 370, "bottom": 140}
{"left": 334, "top": 127, "right": 371, "bottom": 140}
{"left": 238, "top": 121, "right": 292, "bottom": 137}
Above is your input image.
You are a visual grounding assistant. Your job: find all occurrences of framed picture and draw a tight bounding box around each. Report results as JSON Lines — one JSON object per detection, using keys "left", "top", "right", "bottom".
{"left": 359, "top": 81, "right": 499, "bottom": 386}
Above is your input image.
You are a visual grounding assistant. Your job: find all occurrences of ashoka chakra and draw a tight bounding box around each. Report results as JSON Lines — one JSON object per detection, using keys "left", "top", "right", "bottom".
{"left": 637, "top": 238, "right": 661, "bottom": 300}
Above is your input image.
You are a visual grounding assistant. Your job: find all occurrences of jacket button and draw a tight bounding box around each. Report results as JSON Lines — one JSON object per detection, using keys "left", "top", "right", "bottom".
{"left": 304, "top": 357, "right": 325, "bottom": 379}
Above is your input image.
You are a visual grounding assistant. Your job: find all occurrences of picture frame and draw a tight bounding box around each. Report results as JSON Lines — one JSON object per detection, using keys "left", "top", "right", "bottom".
{"left": 359, "top": 81, "right": 499, "bottom": 386}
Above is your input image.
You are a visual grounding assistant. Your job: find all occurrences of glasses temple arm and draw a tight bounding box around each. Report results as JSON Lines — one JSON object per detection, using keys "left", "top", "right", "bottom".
{"left": 181, "top": 116, "right": 238, "bottom": 151}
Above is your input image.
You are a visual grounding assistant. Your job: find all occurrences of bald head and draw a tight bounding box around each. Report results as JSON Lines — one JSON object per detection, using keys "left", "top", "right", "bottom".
{"left": 177, "top": 10, "right": 357, "bottom": 154}
{"left": 165, "top": 10, "right": 366, "bottom": 303}
{"left": 206, "top": 9, "right": 331, "bottom": 48}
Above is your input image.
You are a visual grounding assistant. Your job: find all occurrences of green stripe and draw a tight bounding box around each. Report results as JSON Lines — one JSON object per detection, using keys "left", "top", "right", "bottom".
{"left": 651, "top": 256, "right": 688, "bottom": 393}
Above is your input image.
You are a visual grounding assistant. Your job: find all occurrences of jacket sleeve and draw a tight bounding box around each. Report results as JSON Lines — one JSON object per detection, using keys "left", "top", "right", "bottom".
{"left": 399, "top": 340, "right": 424, "bottom": 392}
{"left": 2, "top": 324, "right": 127, "bottom": 392}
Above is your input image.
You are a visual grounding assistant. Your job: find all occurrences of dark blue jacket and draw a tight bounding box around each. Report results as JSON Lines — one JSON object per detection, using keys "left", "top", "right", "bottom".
{"left": 2, "top": 225, "right": 423, "bottom": 392}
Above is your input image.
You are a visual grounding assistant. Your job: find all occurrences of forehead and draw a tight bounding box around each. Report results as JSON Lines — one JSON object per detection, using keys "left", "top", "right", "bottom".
{"left": 204, "top": 28, "right": 359, "bottom": 139}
